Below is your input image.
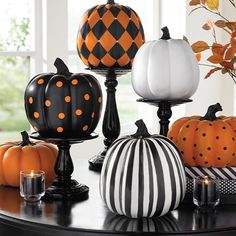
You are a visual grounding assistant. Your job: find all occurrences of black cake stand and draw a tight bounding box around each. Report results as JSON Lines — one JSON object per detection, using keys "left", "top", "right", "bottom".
{"left": 137, "top": 99, "right": 193, "bottom": 136}
{"left": 30, "top": 132, "right": 98, "bottom": 201}
{"left": 87, "top": 68, "right": 130, "bottom": 171}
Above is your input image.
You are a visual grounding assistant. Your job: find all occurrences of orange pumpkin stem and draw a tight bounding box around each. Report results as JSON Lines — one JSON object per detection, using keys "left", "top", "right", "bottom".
{"left": 200, "top": 103, "right": 223, "bottom": 121}
{"left": 160, "top": 26, "right": 171, "bottom": 40}
{"left": 132, "top": 119, "right": 151, "bottom": 138}
{"left": 54, "top": 58, "right": 72, "bottom": 77}
{"left": 19, "top": 131, "right": 35, "bottom": 146}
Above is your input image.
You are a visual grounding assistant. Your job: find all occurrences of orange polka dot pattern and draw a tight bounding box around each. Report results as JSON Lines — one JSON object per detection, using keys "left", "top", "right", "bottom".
{"left": 57, "top": 127, "right": 63, "bottom": 133}
{"left": 29, "top": 97, "right": 33, "bottom": 104}
{"left": 25, "top": 66, "right": 102, "bottom": 139}
{"left": 98, "top": 97, "right": 102, "bottom": 104}
{"left": 84, "top": 94, "right": 90, "bottom": 100}
{"left": 75, "top": 109, "right": 83, "bottom": 116}
{"left": 168, "top": 116, "right": 236, "bottom": 168}
{"left": 77, "top": 2, "right": 145, "bottom": 68}
{"left": 65, "top": 96, "right": 71, "bottom": 103}
{"left": 56, "top": 81, "right": 63, "bottom": 87}
{"left": 58, "top": 113, "right": 65, "bottom": 119}
{"left": 34, "top": 112, "right": 40, "bottom": 119}
{"left": 71, "top": 79, "right": 78, "bottom": 85}
{"left": 38, "top": 79, "right": 44, "bottom": 85}
{"left": 45, "top": 100, "right": 51, "bottom": 107}
{"left": 83, "top": 125, "right": 89, "bottom": 131}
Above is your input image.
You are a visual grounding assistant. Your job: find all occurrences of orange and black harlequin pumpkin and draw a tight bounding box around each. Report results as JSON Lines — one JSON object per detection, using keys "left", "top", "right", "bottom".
{"left": 25, "top": 58, "right": 102, "bottom": 139}
{"left": 77, "top": 0, "right": 145, "bottom": 68}
{"left": 167, "top": 103, "right": 236, "bottom": 168}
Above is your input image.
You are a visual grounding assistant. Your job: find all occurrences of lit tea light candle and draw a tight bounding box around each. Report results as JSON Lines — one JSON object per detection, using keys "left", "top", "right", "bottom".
{"left": 20, "top": 170, "right": 45, "bottom": 202}
{"left": 193, "top": 176, "right": 220, "bottom": 210}
{"left": 204, "top": 176, "right": 209, "bottom": 185}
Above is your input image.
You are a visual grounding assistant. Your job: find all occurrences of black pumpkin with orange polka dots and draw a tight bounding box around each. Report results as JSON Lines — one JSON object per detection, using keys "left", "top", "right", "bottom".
{"left": 25, "top": 58, "right": 103, "bottom": 138}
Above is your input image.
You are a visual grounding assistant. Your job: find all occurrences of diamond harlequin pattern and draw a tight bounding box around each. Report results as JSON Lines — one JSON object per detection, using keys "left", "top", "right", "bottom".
{"left": 77, "top": 3, "right": 145, "bottom": 68}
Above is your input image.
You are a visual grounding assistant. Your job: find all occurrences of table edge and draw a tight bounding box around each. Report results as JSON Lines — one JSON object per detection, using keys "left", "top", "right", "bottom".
{"left": 1, "top": 212, "right": 236, "bottom": 235}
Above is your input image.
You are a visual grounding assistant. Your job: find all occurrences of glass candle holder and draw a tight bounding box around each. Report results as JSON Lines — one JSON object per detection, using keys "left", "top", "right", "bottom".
{"left": 20, "top": 170, "right": 45, "bottom": 202}
{"left": 193, "top": 176, "right": 220, "bottom": 210}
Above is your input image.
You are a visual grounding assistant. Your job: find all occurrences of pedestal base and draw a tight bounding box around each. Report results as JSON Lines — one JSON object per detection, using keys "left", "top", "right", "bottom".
{"left": 88, "top": 149, "right": 107, "bottom": 171}
{"left": 87, "top": 68, "right": 130, "bottom": 172}
{"left": 44, "top": 178, "right": 89, "bottom": 201}
{"left": 137, "top": 99, "right": 192, "bottom": 136}
{"left": 30, "top": 132, "right": 97, "bottom": 202}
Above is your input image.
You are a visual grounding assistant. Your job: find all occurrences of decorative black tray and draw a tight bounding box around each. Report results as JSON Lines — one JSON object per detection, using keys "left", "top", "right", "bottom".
{"left": 137, "top": 98, "right": 193, "bottom": 136}
{"left": 87, "top": 67, "right": 131, "bottom": 77}
{"left": 137, "top": 98, "right": 193, "bottom": 107}
{"left": 30, "top": 132, "right": 98, "bottom": 144}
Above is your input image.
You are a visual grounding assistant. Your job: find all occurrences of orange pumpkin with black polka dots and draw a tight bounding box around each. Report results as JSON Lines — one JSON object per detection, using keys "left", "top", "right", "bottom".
{"left": 25, "top": 58, "right": 102, "bottom": 138}
{"left": 167, "top": 103, "right": 236, "bottom": 167}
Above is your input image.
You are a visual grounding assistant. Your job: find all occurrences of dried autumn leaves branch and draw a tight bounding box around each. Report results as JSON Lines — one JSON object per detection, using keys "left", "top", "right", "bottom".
{"left": 189, "top": 0, "right": 236, "bottom": 82}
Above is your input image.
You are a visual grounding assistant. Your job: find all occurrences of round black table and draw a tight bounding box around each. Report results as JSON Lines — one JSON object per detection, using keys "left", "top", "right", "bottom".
{"left": 1, "top": 144, "right": 236, "bottom": 236}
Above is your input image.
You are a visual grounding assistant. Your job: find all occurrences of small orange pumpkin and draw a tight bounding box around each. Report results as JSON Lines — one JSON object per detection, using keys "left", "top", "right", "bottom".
{"left": 168, "top": 103, "right": 236, "bottom": 167}
{"left": 0, "top": 131, "right": 57, "bottom": 187}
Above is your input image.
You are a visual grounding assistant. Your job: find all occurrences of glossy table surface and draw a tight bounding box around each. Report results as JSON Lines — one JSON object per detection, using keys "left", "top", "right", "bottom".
{"left": 1, "top": 144, "right": 236, "bottom": 235}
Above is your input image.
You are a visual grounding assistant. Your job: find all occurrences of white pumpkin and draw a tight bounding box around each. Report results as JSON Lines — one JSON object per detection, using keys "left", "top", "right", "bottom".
{"left": 131, "top": 27, "right": 200, "bottom": 100}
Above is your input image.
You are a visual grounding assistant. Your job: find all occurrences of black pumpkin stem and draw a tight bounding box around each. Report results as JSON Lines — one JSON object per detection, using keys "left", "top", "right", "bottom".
{"left": 19, "top": 131, "right": 34, "bottom": 146}
{"left": 200, "top": 103, "right": 223, "bottom": 121}
{"left": 132, "top": 119, "right": 151, "bottom": 138}
{"left": 160, "top": 26, "right": 171, "bottom": 40}
{"left": 54, "top": 58, "right": 71, "bottom": 77}
{"left": 107, "top": 0, "right": 115, "bottom": 3}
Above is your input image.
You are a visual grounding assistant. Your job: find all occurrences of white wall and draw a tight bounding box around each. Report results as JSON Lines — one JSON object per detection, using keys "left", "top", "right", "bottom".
{"left": 185, "top": 1, "right": 235, "bottom": 116}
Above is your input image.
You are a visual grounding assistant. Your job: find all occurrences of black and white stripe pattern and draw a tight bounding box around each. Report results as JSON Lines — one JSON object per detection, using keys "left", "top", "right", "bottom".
{"left": 185, "top": 167, "right": 236, "bottom": 180}
{"left": 100, "top": 135, "right": 186, "bottom": 218}
{"left": 104, "top": 212, "right": 181, "bottom": 232}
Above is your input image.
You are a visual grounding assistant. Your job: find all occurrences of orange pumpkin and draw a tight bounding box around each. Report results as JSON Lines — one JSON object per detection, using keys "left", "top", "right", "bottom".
{"left": 0, "top": 131, "right": 57, "bottom": 187}
{"left": 168, "top": 103, "right": 236, "bottom": 167}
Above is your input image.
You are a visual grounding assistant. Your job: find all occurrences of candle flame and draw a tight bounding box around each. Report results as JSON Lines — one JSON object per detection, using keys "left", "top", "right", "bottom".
{"left": 30, "top": 170, "right": 34, "bottom": 177}
{"left": 204, "top": 176, "right": 209, "bottom": 185}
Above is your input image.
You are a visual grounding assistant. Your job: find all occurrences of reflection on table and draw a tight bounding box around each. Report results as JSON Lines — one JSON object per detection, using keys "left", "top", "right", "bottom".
{"left": 1, "top": 184, "right": 236, "bottom": 234}
{"left": 103, "top": 212, "right": 181, "bottom": 233}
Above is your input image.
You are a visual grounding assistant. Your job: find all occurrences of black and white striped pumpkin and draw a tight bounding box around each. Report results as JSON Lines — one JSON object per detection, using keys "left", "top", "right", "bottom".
{"left": 100, "top": 120, "right": 186, "bottom": 218}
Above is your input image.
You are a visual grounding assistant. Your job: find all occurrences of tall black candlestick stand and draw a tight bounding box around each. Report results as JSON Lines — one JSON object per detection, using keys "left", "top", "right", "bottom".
{"left": 30, "top": 132, "right": 98, "bottom": 201}
{"left": 88, "top": 68, "right": 130, "bottom": 171}
{"left": 137, "top": 99, "right": 193, "bottom": 136}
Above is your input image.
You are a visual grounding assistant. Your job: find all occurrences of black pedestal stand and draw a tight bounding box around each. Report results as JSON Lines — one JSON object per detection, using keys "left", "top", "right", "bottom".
{"left": 137, "top": 99, "right": 192, "bottom": 136}
{"left": 30, "top": 132, "right": 98, "bottom": 201}
{"left": 88, "top": 68, "right": 130, "bottom": 171}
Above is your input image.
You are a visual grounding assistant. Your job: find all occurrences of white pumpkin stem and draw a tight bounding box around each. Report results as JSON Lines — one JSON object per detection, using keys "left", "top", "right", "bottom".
{"left": 160, "top": 26, "right": 171, "bottom": 40}
{"left": 200, "top": 103, "right": 222, "bottom": 121}
{"left": 54, "top": 58, "right": 72, "bottom": 77}
{"left": 132, "top": 119, "right": 151, "bottom": 138}
{"left": 19, "top": 131, "right": 35, "bottom": 146}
